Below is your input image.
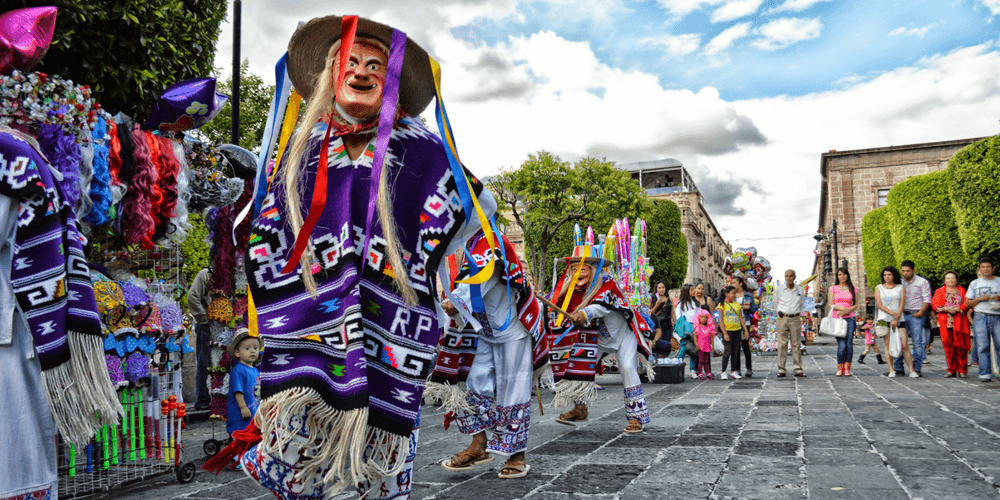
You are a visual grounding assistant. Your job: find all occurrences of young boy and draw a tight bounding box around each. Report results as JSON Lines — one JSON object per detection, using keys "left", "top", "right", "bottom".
{"left": 227, "top": 328, "right": 260, "bottom": 438}
{"left": 717, "top": 286, "right": 750, "bottom": 380}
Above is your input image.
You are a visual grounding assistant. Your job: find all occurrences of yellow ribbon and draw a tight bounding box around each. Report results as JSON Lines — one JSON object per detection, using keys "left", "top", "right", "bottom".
{"left": 268, "top": 90, "right": 303, "bottom": 185}
{"left": 429, "top": 57, "right": 496, "bottom": 285}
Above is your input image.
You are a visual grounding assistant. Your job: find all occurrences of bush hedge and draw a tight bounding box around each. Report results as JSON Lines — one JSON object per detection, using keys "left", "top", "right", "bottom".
{"left": 948, "top": 136, "right": 1000, "bottom": 261}
{"left": 861, "top": 206, "right": 895, "bottom": 287}
{"left": 886, "top": 170, "right": 975, "bottom": 287}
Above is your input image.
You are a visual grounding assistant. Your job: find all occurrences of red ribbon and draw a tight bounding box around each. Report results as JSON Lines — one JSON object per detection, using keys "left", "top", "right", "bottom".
{"left": 201, "top": 419, "right": 263, "bottom": 474}
{"left": 280, "top": 15, "right": 358, "bottom": 275}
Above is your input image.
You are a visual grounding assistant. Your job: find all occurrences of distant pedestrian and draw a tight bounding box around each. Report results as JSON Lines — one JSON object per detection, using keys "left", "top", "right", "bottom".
{"left": 186, "top": 266, "right": 214, "bottom": 411}
{"left": 675, "top": 284, "right": 701, "bottom": 378}
{"left": 717, "top": 286, "right": 749, "bottom": 380}
{"left": 966, "top": 258, "right": 1000, "bottom": 382}
{"left": 828, "top": 268, "right": 859, "bottom": 376}
{"left": 694, "top": 306, "right": 716, "bottom": 380}
{"left": 932, "top": 270, "right": 970, "bottom": 378}
{"left": 774, "top": 270, "right": 806, "bottom": 377}
{"left": 732, "top": 276, "right": 758, "bottom": 377}
{"left": 857, "top": 315, "right": 885, "bottom": 364}
{"left": 898, "top": 261, "right": 932, "bottom": 375}
{"left": 650, "top": 281, "right": 674, "bottom": 338}
{"left": 875, "top": 266, "right": 918, "bottom": 378}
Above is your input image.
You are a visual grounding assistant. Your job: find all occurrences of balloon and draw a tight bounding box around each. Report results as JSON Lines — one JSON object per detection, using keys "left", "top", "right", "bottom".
{"left": 730, "top": 251, "right": 749, "bottom": 270}
{"left": 585, "top": 226, "right": 594, "bottom": 245}
{"left": 0, "top": 7, "right": 57, "bottom": 75}
{"left": 762, "top": 257, "right": 771, "bottom": 272}
{"left": 745, "top": 246, "right": 757, "bottom": 262}
{"left": 763, "top": 275, "right": 772, "bottom": 285}
{"left": 723, "top": 256, "right": 735, "bottom": 275}
{"left": 747, "top": 277, "right": 758, "bottom": 290}
{"left": 144, "top": 77, "right": 229, "bottom": 132}
{"left": 574, "top": 223, "right": 583, "bottom": 247}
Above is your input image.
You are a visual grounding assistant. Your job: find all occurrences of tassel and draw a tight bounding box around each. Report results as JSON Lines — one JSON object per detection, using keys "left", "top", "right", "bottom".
{"left": 552, "top": 379, "right": 597, "bottom": 408}
{"left": 69, "top": 332, "right": 125, "bottom": 427}
{"left": 424, "top": 381, "right": 474, "bottom": 414}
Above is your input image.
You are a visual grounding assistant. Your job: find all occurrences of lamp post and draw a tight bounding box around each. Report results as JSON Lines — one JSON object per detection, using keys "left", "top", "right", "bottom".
{"left": 231, "top": 0, "right": 241, "bottom": 145}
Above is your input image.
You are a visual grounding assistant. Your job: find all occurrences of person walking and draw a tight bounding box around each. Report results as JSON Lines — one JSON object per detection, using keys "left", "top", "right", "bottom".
{"left": 856, "top": 315, "right": 885, "bottom": 364}
{"left": 717, "top": 286, "right": 749, "bottom": 380}
{"left": 875, "top": 266, "right": 918, "bottom": 378}
{"left": 898, "top": 261, "right": 932, "bottom": 375}
{"left": 932, "top": 271, "right": 970, "bottom": 378}
{"left": 828, "top": 268, "right": 859, "bottom": 376}
{"left": 186, "top": 266, "right": 213, "bottom": 411}
{"left": 967, "top": 258, "right": 1000, "bottom": 383}
{"left": 676, "top": 284, "right": 705, "bottom": 378}
{"left": 774, "top": 270, "right": 807, "bottom": 377}
{"left": 733, "top": 276, "right": 758, "bottom": 377}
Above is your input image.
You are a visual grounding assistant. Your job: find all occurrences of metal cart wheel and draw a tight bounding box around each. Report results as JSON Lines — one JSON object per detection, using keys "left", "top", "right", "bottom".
{"left": 177, "top": 462, "right": 197, "bottom": 484}
{"left": 203, "top": 438, "right": 221, "bottom": 457}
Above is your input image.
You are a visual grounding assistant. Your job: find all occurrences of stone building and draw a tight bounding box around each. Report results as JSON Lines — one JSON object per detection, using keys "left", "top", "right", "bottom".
{"left": 618, "top": 159, "right": 732, "bottom": 297}
{"left": 813, "top": 137, "right": 985, "bottom": 310}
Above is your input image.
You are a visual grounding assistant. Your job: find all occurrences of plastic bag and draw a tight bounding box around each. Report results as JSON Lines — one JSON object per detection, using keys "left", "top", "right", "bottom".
{"left": 713, "top": 337, "right": 725, "bottom": 356}
{"left": 888, "top": 326, "right": 902, "bottom": 358}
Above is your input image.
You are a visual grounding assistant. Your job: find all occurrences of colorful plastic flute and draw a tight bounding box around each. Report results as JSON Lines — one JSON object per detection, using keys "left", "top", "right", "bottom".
{"left": 68, "top": 444, "right": 76, "bottom": 478}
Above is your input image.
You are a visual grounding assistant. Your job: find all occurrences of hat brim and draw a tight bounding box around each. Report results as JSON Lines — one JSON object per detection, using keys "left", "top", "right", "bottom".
{"left": 287, "top": 16, "right": 435, "bottom": 117}
{"left": 565, "top": 257, "right": 613, "bottom": 268}
{"left": 227, "top": 332, "right": 256, "bottom": 360}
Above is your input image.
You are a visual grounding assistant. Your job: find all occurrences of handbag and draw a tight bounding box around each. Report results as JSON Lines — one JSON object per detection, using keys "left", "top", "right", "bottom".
{"left": 819, "top": 310, "right": 848, "bottom": 338}
{"left": 888, "top": 325, "right": 902, "bottom": 358}
{"left": 712, "top": 336, "right": 725, "bottom": 356}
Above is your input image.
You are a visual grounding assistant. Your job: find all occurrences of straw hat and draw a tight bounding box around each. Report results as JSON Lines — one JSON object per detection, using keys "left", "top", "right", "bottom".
{"left": 564, "top": 244, "right": 612, "bottom": 268}
{"left": 286, "top": 15, "right": 435, "bottom": 116}
{"left": 227, "top": 328, "right": 258, "bottom": 360}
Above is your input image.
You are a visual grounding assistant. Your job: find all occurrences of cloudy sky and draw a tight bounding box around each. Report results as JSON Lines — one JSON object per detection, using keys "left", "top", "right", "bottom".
{"left": 213, "top": 0, "right": 1000, "bottom": 279}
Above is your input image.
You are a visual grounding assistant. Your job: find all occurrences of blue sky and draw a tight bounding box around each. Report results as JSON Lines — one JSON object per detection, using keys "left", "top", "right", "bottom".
{"left": 218, "top": 0, "right": 1000, "bottom": 279}
{"left": 450, "top": 0, "right": 1000, "bottom": 100}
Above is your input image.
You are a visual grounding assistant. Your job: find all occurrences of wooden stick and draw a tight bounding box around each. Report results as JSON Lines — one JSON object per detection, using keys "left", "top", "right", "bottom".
{"left": 535, "top": 292, "right": 573, "bottom": 318}
{"left": 536, "top": 384, "right": 544, "bottom": 415}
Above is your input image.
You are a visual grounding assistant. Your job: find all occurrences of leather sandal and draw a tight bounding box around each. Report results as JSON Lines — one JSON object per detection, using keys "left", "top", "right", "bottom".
{"left": 498, "top": 460, "right": 530, "bottom": 479}
{"left": 624, "top": 419, "right": 644, "bottom": 433}
{"left": 556, "top": 404, "right": 588, "bottom": 426}
{"left": 441, "top": 448, "right": 493, "bottom": 471}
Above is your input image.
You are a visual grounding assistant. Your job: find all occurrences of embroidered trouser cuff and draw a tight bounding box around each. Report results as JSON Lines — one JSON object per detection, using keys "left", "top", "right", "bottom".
{"left": 624, "top": 384, "right": 650, "bottom": 424}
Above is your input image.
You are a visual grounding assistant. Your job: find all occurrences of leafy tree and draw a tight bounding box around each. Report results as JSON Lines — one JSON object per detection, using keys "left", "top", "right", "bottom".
{"left": 16, "top": 0, "right": 227, "bottom": 120}
{"left": 948, "top": 135, "right": 1000, "bottom": 262}
{"left": 491, "top": 152, "right": 682, "bottom": 292}
{"left": 861, "top": 206, "right": 896, "bottom": 287}
{"left": 195, "top": 60, "right": 275, "bottom": 152}
{"left": 647, "top": 199, "right": 688, "bottom": 290}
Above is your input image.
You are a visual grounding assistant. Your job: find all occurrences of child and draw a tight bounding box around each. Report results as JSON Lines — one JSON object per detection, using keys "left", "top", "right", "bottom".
{"left": 694, "top": 305, "right": 716, "bottom": 380}
{"left": 856, "top": 315, "right": 884, "bottom": 364}
{"left": 717, "top": 286, "right": 749, "bottom": 380}
{"left": 227, "top": 329, "right": 261, "bottom": 439}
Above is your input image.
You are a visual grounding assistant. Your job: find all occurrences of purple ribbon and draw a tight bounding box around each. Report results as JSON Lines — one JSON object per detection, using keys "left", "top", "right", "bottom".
{"left": 362, "top": 29, "right": 407, "bottom": 264}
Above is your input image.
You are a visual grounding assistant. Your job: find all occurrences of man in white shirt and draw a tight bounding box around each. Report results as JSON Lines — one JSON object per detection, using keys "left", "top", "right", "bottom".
{"left": 774, "top": 269, "right": 806, "bottom": 378}
{"left": 967, "top": 258, "right": 1000, "bottom": 382}
{"left": 899, "top": 260, "right": 932, "bottom": 375}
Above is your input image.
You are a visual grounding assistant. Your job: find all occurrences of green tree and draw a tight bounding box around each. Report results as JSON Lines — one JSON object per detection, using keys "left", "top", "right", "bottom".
{"left": 490, "top": 152, "right": 679, "bottom": 292}
{"left": 647, "top": 199, "right": 688, "bottom": 290}
{"left": 861, "top": 206, "right": 896, "bottom": 287}
{"left": 17, "top": 0, "right": 227, "bottom": 120}
{"left": 948, "top": 135, "right": 1000, "bottom": 262}
{"left": 196, "top": 60, "right": 275, "bottom": 152}
{"left": 886, "top": 170, "right": 975, "bottom": 287}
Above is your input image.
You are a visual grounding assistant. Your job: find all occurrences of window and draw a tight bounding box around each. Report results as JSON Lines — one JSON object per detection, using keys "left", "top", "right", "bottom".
{"left": 877, "top": 189, "right": 890, "bottom": 207}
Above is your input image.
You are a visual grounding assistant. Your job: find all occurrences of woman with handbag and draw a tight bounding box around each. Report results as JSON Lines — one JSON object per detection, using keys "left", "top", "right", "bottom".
{"left": 828, "top": 268, "right": 859, "bottom": 376}
{"left": 932, "top": 271, "right": 970, "bottom": 378}
{"left": 875, "top": 266, "right": 918, "bottom": 378}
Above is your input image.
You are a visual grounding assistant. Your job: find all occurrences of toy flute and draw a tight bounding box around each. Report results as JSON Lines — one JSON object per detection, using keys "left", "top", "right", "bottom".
{"left": 161, "top": 398, "right": 173, "bottom": 463}
{"left": 175, "top": 402, "right": 185, "bottom": 466}
{"left": 68, "top": 443, "right": 76, "bottom": 478}
{"left": 138, "top": 388, "right": 146, "bottom": 459}
{"left": 101, "top": 425, "right": 110, "bottom": 470}
{"left": 85, "top": 441, "right": 93, "bottom": 474}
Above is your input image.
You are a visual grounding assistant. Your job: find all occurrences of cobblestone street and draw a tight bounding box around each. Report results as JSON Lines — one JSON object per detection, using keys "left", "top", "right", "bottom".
{"left": 92, "top": 339, "right": 1000, "bottom": 499}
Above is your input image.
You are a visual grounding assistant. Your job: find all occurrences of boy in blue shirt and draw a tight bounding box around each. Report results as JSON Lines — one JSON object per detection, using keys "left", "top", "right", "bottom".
{"left": 227, "top": 329, "right": 260, "bottom": 438}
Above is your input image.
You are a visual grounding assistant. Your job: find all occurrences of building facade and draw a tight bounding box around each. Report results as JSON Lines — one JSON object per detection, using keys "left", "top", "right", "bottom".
{"left": 618, "top": 159, "right": 732, "bottom": 298}
{"left": 813, "top": 137, "right": 984, "bottom": 310}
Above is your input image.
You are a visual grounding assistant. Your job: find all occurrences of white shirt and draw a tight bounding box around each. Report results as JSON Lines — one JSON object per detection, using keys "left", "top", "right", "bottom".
{"left": 450, "top": 268, "right": 529, "bottom": 344}
{"left": 966, "top": 277, "right": 1000, "bottom": 315}
{"left": 774, "top": 284, "right": 805, "bottom": 315}
{"left": 902, "top": 274, "right": 932, "bottom": 312}
{"left": 876, "top": 284, "right": 903, "bottom": 324}
{"left": 581, "top": 303, "right": 634, "bottom": 352}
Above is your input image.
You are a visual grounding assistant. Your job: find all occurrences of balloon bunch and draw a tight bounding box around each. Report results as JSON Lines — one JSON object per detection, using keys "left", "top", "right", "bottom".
{"left": 723, "top": 246, "right": 772, "bottom": 296}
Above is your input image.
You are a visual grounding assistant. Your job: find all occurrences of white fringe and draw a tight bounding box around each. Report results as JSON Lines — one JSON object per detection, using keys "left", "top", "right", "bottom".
{"left": 533, "top": 364, "right": 554, "bottom": 390}
{"left": 639, "top": 355, "right": 655, "bottom": 382}
{"left": 68, "top": 333, "right": 125, "bottom": 428}
{"left": 552, "top": 379, "right": 597, "bottom": 408}
{"left": 424, "top": 381, "right": 473, "bottom": 414}
{"left": 255, "top": 387, "right": 411, "bottom": 498}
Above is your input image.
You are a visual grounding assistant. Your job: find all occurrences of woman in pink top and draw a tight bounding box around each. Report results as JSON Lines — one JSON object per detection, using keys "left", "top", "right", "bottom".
{"left": 828, "top": 268, "right": 859, "bottom": 376}
{"left": 693, "top": 306, "right": 717, "bottom": 379}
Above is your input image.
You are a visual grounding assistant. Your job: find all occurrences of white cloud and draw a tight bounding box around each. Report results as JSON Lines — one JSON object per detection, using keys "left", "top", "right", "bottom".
{"left": 656, "top": 0, "right": 725, "bottom": 18}
{"left": 980, "top": 0, "right": 1000, "bottom": 15}
{"left": 710, "top": 0, "right": 764, "bottom": 22}
{"left": 751, "top": 17, "right": 822, "bottom": 50}
{"left": 889, "top": 23, "right": 937, "bottom": 38}
{"left": 767, "top": 0, "right": 833, "bottom": 14}
{"left": 639, "top": 33, "right": 702, "bottom": 57}
{"left": 703, "top": 22, "right": 752, "bottom": 56}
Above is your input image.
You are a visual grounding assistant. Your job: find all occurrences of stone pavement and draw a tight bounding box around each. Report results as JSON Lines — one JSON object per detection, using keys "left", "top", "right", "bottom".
{"left": 86, "top": 340, "right": 1000, "bottom": 499}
